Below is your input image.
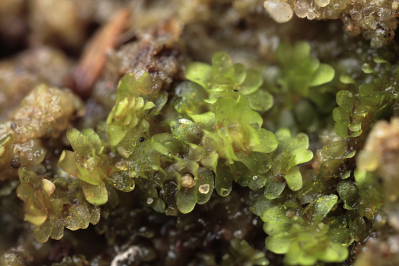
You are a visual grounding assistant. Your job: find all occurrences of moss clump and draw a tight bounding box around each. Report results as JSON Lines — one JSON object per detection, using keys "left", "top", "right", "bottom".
{"left": 6, "top": 42, "right": 398, "bottom": 265}
{"left": 17, "top": 167, "right": 100, "bottom": 243}
{"left": 3, "top": 2, "right": 399, "bottom": 265}
{"left": 264, "top": 0, "right": 399, "bottom": 47}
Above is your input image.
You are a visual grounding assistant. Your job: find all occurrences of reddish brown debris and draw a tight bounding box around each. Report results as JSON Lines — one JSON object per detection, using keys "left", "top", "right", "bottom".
{"left": 71, "top": 9, "right": 132, "bottom": 98}
{"left": 91, "top": 19, "right": 183, "bottom": 108}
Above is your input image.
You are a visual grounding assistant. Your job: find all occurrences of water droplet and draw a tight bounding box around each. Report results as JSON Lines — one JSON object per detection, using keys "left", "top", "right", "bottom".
{"left": 146, "top": 197, "right": 154, "bottom": 205}
{"left": 198, "top": 184, "right": 210, "bottom": 194}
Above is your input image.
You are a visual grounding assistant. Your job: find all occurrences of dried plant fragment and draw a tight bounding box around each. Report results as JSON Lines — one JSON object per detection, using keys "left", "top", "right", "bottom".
{"left": 72, "top": 9, "right": 131, "bottom": 98}
{"left": 0, "top": 86, "right": 82, "bottom": 180}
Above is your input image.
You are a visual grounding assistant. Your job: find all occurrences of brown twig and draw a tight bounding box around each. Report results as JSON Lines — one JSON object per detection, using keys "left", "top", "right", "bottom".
{"left": 70, "top": 9, "right": 131, "bottom": 99}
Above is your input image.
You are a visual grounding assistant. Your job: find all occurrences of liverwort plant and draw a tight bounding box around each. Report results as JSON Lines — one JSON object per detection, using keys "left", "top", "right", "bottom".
{"left": 15, "top": 45, "right": 381, "bottom": 266}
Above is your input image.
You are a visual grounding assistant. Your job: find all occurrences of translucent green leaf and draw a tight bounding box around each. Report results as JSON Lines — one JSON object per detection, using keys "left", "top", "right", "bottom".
{"left": 313, "top": 195, "right": 338, "bottom": 222}
{"left": 240, "top": 69, "right": 263, "bottom": 95}
{"left": 266, "top": 235, "right": 291, "bottom": 254}
{"left": 215, "top": 163, "right": 233, "bottom": 197}
{"left": 212, "top": 52, "right": 233, "bottom": 71}
{"left": 250, "top": 196, "right": 273, "bottom": 217}
{"left": 58, "top": 151, "right": 80, "bottom": 179}
{"left": 200, "top": 150, "right": 218, "bottom": 171}
{"left": 106, "top": 95, "right": 154, "bottom": 148}
{"left": 186, "top": 62, "right": 212, "bottom": 88}
{"left": 233, "top": 63, "right": 247, "bottom": 84}
{"left": 320, "top": 243, "right": 348, "bottom": 262}
{"left": 171, "top": 119, "right": 202, "bottom": 144}
{"left": 196, "top": 168, "right": 214, "bottom": 205}
{"left": 294, "top": 42, "right": 311, "bottom": 59}
{"left": 107, "top": 124, "right": 126, "bottom": 147}
{"left": 33, "top": 221, "right": 52, "bottom": 243}
{"left": 25, "top": 210, "right": 48, "bottom": 226}
{"left": 174, "top": 81, "right": 207, "bottom": 114}
{"left": 361, "top": 63, "right": 373, "bottom": 74}
{"left": 264, "top": 176, "right": 286, "bottom": 199}
{"left": 190, "top": 112, "right": 215, "bottom": 128}
{"left": 336, "top": 90, "right": 354, "bottom": 108}
{"left": 261, "top": 206, "right": 290, "bottom": 234}
{"left": 81, "top": 182, "right": 108, "bottom": 206}
{"left": 248, "top": 90, "right": 274, "bottom": 112}
{"left": 214, "top": 97, "right": 263, "bottom": 128}
{"left": 249, "top": 128, "right": 278, "bottom": 154}
{"left": 65, "top": 204, "right": 92, "bottom": 231}
{"left": 284, "top": 167, "right": 302, "bottom": 191}
{"left": 176, "top": 188, "right": 197, "bottom": 214}
{"left": 337, "top": 181, "right": 358, "bottom": 210}
{"left": 285, "top": 242, "right": 318, "bottom": 265}
{"left": 75, "top": 159, "right": 104, "bottom": 186}
{"left": 116, "top": 72, "right": 153, "bottom": 98}
{"left": 67, "top": 128, "right": 103, "bottom": 155}
{"left": 310, "top": 64, "right": 335, "bottom": 86}
{"left": 292, "top": 134, "right": 313, "bottom": 165}
{"left": 109, "top": 172, "right": 135, "bottom": 192}
{"left": 339, "top": 75, "right": 355, "bottom": 84}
